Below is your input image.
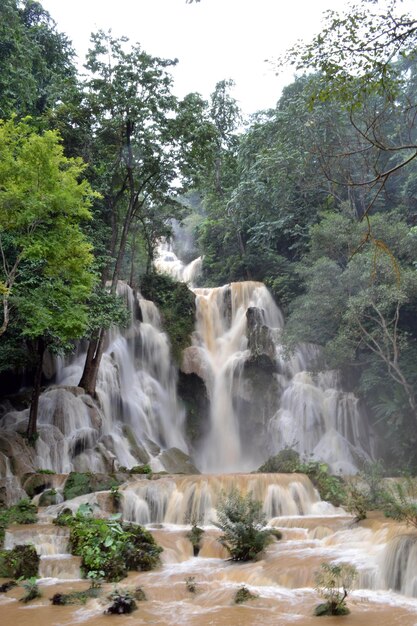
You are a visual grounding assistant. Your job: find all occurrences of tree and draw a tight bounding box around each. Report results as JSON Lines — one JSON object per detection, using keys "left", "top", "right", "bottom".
{"left": 214, "top": 489, "right": 271, "bottom": 561}
{"left": 0, "top": 118, "right": 95, "bottom": 438}
{"left": 277, "top": 0, "right": 417, "bottom": 222}
{"left": 0, "top": 0, "right": 76, "bottom": 119}
{"left": 314, "top": 562, "right": 357, "bottom": 616}
{"left": 284, "top": 210, "right": 417, "bottom": 463}
{"left": 76, "top": 31, "right": 187, "bottom": 396}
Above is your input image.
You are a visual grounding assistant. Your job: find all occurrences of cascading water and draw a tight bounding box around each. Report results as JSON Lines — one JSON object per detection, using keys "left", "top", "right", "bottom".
{"left": 179, "top": 280, "right": 373, "bottom": 473}
{"left": 0, "top": 281, "right": 188, "bottom": 474}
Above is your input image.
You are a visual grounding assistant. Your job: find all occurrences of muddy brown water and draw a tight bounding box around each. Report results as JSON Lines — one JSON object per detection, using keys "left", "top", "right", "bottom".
{"left": 1, "top": 513, "right": 417, "bottom": 626}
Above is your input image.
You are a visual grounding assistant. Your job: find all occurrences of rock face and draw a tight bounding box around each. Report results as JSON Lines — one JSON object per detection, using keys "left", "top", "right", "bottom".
{"left": 246, "top": 306, "right": 277, "bottom": 361}
{"left": 0, "top": 430, "right": 37, "bottom": 476}
{"left": 157, "top": 447, "right": 200, "bottom": 474}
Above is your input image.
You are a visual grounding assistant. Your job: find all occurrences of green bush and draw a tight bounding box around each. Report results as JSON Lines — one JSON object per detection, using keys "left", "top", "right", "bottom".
{"left": 20, "top": 577, "right": 41, "bottom": 603}
{"left": 298, "top": 461, "right": 346, "bottom": 507}
{"left": 257, "top": 449, "right": 301, "bottom": 473}
{"left": 62, "top": 505, "right": 162, "bottom": 582}
{"left": 214, "top": 489, "right": 271, "bottom": 561}
{"left": 0, "top": 499, "right": 38, "bottom": 546}
{"left": 63, "top": 472, "right": 120, "bottom": 501}
{"left": 0, "top": 545, "right": 39, "bottom": 579}
{"left": 234, "top": 585, "right": 258, "bottom": 604}
{"left": 129, "top": 464, "right": 152, "bottom": 475}
{"left": 186, "top": 522, "right": 205, "bottom": 556}
{"left": 381, "top": 478, "right": 417, "bottom": 528}
{"left": 140, "top": 272, "right": 195, "bottom": 362}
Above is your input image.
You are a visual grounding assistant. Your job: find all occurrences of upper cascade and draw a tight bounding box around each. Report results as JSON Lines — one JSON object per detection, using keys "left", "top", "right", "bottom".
{"left": 182, "top": 280, "right": 373, "bottom": 474}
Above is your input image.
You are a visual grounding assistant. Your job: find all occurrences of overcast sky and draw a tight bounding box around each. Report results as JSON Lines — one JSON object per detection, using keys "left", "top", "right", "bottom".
{"left": 41, "top": 0, "right": 417, "bottom": 117}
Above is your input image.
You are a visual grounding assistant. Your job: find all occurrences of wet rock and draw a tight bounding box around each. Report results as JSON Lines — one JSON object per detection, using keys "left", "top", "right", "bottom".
{"left": 22, "top": 473, "right": 54, "bottom": 498}
{"left": 178, "top": 371, "right": 210, "bottom": 450}
{"left": 122, "top": 426, "right": 151, "bottom": 464}
{"left": 181, "top": 346, "right": 212, "bottom": 384}
{"left": 0, "top": 430, "right": 37, "bottom": 477}
{"left": 158, "top": 447, "right": 200, "bottom": 474}
{"left": 0, "top": 477, "right": 27, "bottom": 507}
{"left": 246, "top": 306, "right": 277, "bottom": 360}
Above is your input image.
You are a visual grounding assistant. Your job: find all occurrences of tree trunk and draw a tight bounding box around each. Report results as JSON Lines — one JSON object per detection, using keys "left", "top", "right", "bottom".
{"left": 26, "top": 338, "right": 45, "bottom": 441}
{"left": 78, "top": 328, "right": 106, "bottom": 397}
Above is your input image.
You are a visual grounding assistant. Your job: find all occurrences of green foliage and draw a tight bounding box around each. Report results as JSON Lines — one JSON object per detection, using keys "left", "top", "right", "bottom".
{"left": 140, "top": 272, "right": 195, "bottom": 361}
{"left": 51, "top": 586, "right": 101, "bottom": 605}
{"left": 234, "top": 585, "right": 258, "bottom": 604}
{"left": 186, "top": 522, "right": 205, "bottom": 556}
{"left": 381, "top": 479, "right": 417, "bottom": 528}
{"left": 129, "top": 464, "right": 152, "bottom": 475}
{"left": 214, "top": 489, "right": 271, "bottom": 561}
{"left": 0, "top": 499, "right": 37, "bottom": 545}
{"left": 63, "top": 472, "right": 120, "bottom": 501}
{"left": 0, "top": 0, "right": 76, "bottom": 119}
{"left": 298, "top": 461, "right": 346, "bottom": 507}
{"left": 257, "top": 449, "right": 301, "bottom": 473}
{"left": 314, "top": 562, "right": 357, "bottom": 616}
{"left": 0, "top": 544, "right": 39, "bottom": 579}
{"left": 20, "top": 577, "right": 41, "bottom": 603}
{"left": 62, "top": 506, "right": 162, "bottom": 582}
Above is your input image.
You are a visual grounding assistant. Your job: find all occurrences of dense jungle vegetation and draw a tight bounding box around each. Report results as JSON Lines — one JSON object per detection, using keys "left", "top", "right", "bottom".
{"left": 1, "top": 0, "right": 417, "bottom": 469}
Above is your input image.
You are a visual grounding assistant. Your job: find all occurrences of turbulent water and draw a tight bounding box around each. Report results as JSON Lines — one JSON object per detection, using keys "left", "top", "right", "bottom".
{"left": 1, "top": 475, "right": 417, "bottom": 624}
{"left": 159, "top": 248, "right": 373, "bottom": 474}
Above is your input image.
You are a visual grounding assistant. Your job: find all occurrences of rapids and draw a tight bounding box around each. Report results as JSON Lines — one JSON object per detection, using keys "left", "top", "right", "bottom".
{"left": 1, "top": 477, "right": 417, "bottom": 625}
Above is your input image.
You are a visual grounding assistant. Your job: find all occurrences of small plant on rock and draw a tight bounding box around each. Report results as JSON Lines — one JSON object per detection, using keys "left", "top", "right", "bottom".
{"left": 104, "top": 588, "right": 137, "bottom": 614}
{"left": 314, "top": 562, "right": 357, "bottom": 616}
{"left": 234, "top": 585, "right": 258, "bottom": 604}
{"left": 185, "top": 576, "right": 197, "bottom": 593}
{"left": 186, "top": 515, "right": 205, "bottom": 556}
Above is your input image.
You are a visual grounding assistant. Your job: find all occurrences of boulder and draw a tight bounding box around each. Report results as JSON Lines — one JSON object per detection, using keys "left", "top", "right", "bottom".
{"left": 157, "top": 447, "right": 200, "bottom": 474}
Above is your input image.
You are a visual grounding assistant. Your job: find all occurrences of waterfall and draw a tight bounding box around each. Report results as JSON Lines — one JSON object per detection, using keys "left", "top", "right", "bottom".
{"left": 120, "top": 473, "right": 329, "bottom": 525}
{"left": 0, "top": 281, "right": 188, "bottom": 474}
{"left": 182, "top": 280, "right": 372, "bottom": 474}
{"left": 381, "top": 534, "right": 417, "bottom": 597}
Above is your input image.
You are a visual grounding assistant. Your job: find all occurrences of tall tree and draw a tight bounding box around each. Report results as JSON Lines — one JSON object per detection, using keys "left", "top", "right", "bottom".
{"left": 77, "top": 31, "right": 187, "bottom": 396}
{"left": 0, "top": 0, "right": 76, "bottom": 118}
{"left": 0, "top": 118, "right": 95, "bottom": 437}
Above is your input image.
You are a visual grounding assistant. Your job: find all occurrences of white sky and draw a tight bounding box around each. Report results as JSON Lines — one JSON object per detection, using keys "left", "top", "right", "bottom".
{"left": 41, "top": 0, "right": 417, "bottom": 117}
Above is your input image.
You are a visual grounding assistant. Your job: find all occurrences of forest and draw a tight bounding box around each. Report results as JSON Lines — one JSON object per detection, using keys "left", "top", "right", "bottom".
{"left": 0, "top": 0, "right": 417, "bottom": 473}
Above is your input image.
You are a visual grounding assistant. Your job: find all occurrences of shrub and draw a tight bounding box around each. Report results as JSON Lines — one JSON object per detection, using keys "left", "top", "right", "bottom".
{"left": 234, "top": 585, "right": 258, "bottom": 604}
{"left": 298, "top": 461, "right": 346, "bottom": 507}
{"left": 381, "top": 478, "right": 417, "bottom": 528}
{"left": 104, "top": 588, "right": 137, "bottom": 614}
{"left": 64, "top": 506, "right": 162, "bottom": 582}
{"left": 0, "top": 499, "right": 37, "bottom": 546}
{"left": 0, "top": 544, "right": 39, "bottom": 578}
{"left": 186, "top": 521, "right": 205, "bottom": 556}
{"left": 140, "top": 272, "right": 195, "bottom": 362}
{"left": 214, "top": 489, "right": 271, "bottom": 561}
{"left": 314, "top": 562, "right": 357, "bottom": 616}
{"left": 129, "top": 464, "right": 152, "bottom": 475}
{"left": 257, "top": 448, "right": 301, "bottom": 473}
{"left": 20, "top": 577, "right": 41, "bottom": 603}
{"left": 63, "top": 472, "right": 120, "bottom": 501}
